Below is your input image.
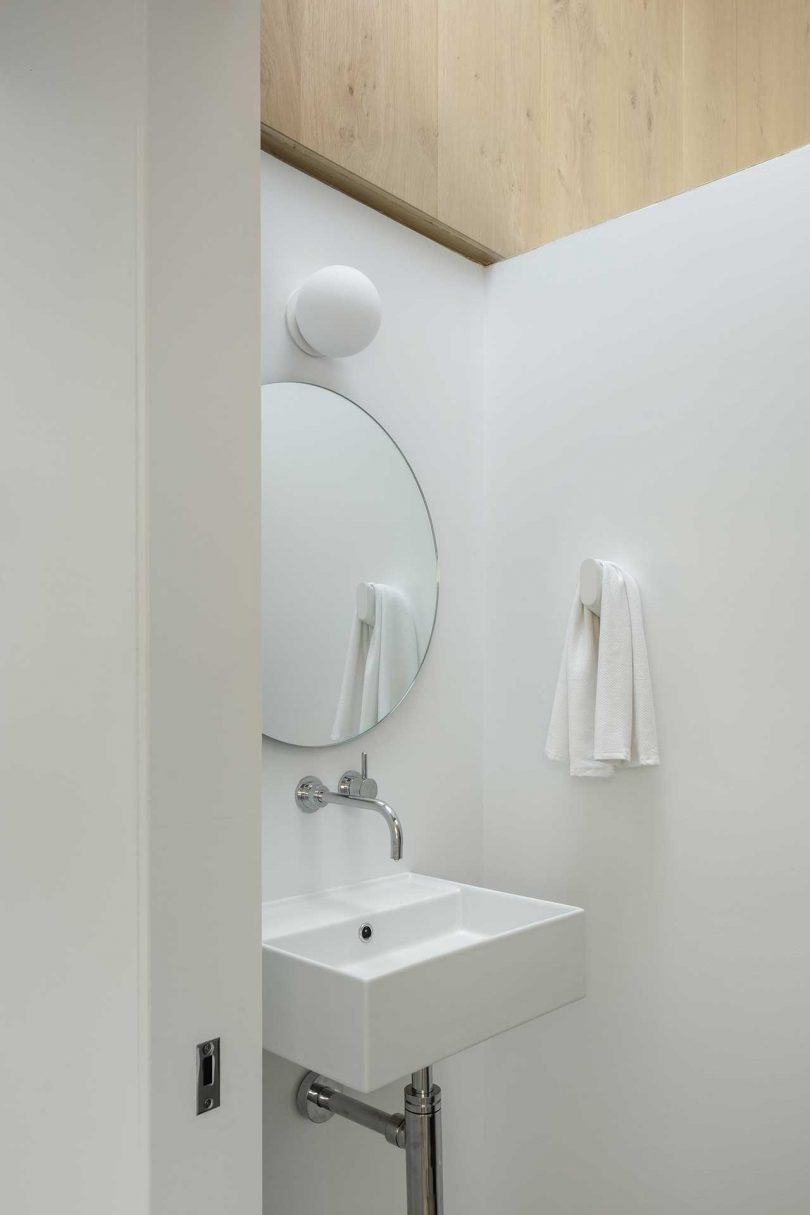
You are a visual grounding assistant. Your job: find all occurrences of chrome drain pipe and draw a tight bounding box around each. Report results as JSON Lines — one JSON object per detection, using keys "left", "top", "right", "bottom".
{"left": 296, "top": 1067, "right": 443, "bottom": 1215}
{"left": 404, "top": 1068, "right": 443, "bottom": 1215}
{"left": 296, "top": 1071, "right": 406, "bottom": 1146}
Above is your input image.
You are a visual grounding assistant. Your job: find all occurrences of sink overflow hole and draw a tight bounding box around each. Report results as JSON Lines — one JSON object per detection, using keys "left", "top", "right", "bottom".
{"left": 359, "top": 923, "right": 373, "bottom": 942}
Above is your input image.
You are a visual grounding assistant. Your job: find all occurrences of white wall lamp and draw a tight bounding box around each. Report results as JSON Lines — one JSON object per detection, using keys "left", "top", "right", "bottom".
{"left": 286, "top": 265, "right": 382, "bottom": 358}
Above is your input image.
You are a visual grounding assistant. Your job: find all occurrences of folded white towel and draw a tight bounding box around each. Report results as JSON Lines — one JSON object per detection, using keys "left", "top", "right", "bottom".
{"left": 546, "top": 561, "right": 659, "bottom": 777}
{"left": 331, "top": 583, "right": 420, "bottom": 742}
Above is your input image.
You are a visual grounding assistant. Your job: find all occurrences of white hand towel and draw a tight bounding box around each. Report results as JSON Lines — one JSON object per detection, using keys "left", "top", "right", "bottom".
{"left": 546, "top": 561, "right": 659, "bottom": 777}
{"left": 331, "top": 583, "right": 420, "bottom": 742}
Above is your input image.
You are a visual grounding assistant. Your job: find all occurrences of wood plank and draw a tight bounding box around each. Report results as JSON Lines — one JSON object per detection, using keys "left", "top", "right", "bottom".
{"left": 261, "top": 126, "right": 500, "bottom": 265}
{"left": 437, "top": 0, "right": 544, "bottom": 257}
{"left": 493, "top": 0, "right": 545, "bottom": 254}
{"left": 262, "top": 0, "right": 301, "bottom": 138}
{"left": 682, "top": 0, "right": 737, "bottom": 190}
{"left": 618, "top": 0, "right": 684, "bottom": 213}
{"left": 437, "top": 0, "right": 500, "bottom": 251}
{"left": 538, "top": 0, "right": 622, "bottom": 245}
{"left": 737, "top": 0, "right": 810, "bottom": 169}
{"left": 263, "top": 0, "right": 439, "bottom": 215}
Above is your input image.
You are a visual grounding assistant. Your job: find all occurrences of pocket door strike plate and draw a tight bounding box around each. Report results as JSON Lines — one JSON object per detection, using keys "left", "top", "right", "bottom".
{"left": 196, "top": 1038, "right": 220, "bottom": 1115}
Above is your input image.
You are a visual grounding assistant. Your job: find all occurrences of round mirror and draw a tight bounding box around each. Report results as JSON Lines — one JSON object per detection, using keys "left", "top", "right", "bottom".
{"left": 262, "top": 382, "right": 439, "bottom": 746}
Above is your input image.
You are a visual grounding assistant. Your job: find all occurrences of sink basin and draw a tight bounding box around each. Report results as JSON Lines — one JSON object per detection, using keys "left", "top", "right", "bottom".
{"left": 262, "top": 873, "right": 585, "bottom": 1092}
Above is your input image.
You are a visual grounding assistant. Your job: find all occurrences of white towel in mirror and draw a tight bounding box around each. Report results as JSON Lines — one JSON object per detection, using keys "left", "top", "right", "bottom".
{"left": 545, "top": 561, "right": 659, "bottom": 777}
{"left": 331, "top": 583, "right": 420, "bottom": 742}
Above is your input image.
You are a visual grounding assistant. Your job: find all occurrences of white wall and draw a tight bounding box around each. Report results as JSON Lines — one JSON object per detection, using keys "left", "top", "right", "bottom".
{"left": 0, "top": 5, "right": 260, "bottom": 1212}
{"left": 146, "top": 5, "right": 261, "bottom": 1212}
{"left": 260, "top": 156, "right": 487, "bottom": 1215}
{"left": 1, "top": 7, "right": 143, "bottom": 1209}
{"left": 260, "top": 156, "right": 486, "bottom": 905}
{"left": 481, "top": 147, "right": 810, "bottom": 1214}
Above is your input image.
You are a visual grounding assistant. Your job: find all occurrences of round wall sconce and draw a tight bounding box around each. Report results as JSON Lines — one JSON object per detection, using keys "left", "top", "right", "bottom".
{"left": 285, "top": 265, "right": 382, "bottom": 358}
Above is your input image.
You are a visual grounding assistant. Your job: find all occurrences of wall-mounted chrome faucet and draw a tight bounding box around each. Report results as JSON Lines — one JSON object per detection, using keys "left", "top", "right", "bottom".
{"left": 295, "top": 753, "right": 404, "bottom": 861}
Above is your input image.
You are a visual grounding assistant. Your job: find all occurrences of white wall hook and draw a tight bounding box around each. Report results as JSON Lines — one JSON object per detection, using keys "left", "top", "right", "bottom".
{"left": 286, "top": 265, "right": 382, "bottom": 358}
{"left": 356, "top": 581, "right": 376, "bottom": 625}
{"left": 579, "top": 558, "right": 603, "bottom": 617}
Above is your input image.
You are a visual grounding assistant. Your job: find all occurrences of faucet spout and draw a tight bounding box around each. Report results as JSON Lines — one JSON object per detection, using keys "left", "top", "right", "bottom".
{"left": 326, "top": 792, "right": 404, "bottom": 861}
{"left": 295, "top": 759, "right": 404, "bottom": 861}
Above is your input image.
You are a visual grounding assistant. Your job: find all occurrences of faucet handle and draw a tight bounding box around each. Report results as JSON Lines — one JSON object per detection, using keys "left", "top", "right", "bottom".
{"left": 359, "top": 753, "right": 378, "bottom": 798}
{"left": 357, "top": 753, "right": 378, "bottom": 798}
{"left": 339, "top": 753, "right": 378, "bottom": 800}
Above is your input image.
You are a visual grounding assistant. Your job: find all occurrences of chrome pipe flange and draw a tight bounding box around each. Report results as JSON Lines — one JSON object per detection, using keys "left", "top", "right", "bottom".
{"left": 296, "top": 1071, "right": 338, "bottom": 1124}
{"left": 295, "top": 777, "right": 326, "bottom": 813}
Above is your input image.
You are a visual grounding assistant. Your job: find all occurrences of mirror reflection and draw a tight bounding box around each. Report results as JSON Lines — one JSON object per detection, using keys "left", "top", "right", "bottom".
{"left": 261, "top": 382, "right": 439, "bottom": 747}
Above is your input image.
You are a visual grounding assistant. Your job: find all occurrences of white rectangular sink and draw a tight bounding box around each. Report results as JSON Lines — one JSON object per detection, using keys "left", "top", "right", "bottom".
{"left": 262, "top": 873, "right": 585, "bottom": 1092}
